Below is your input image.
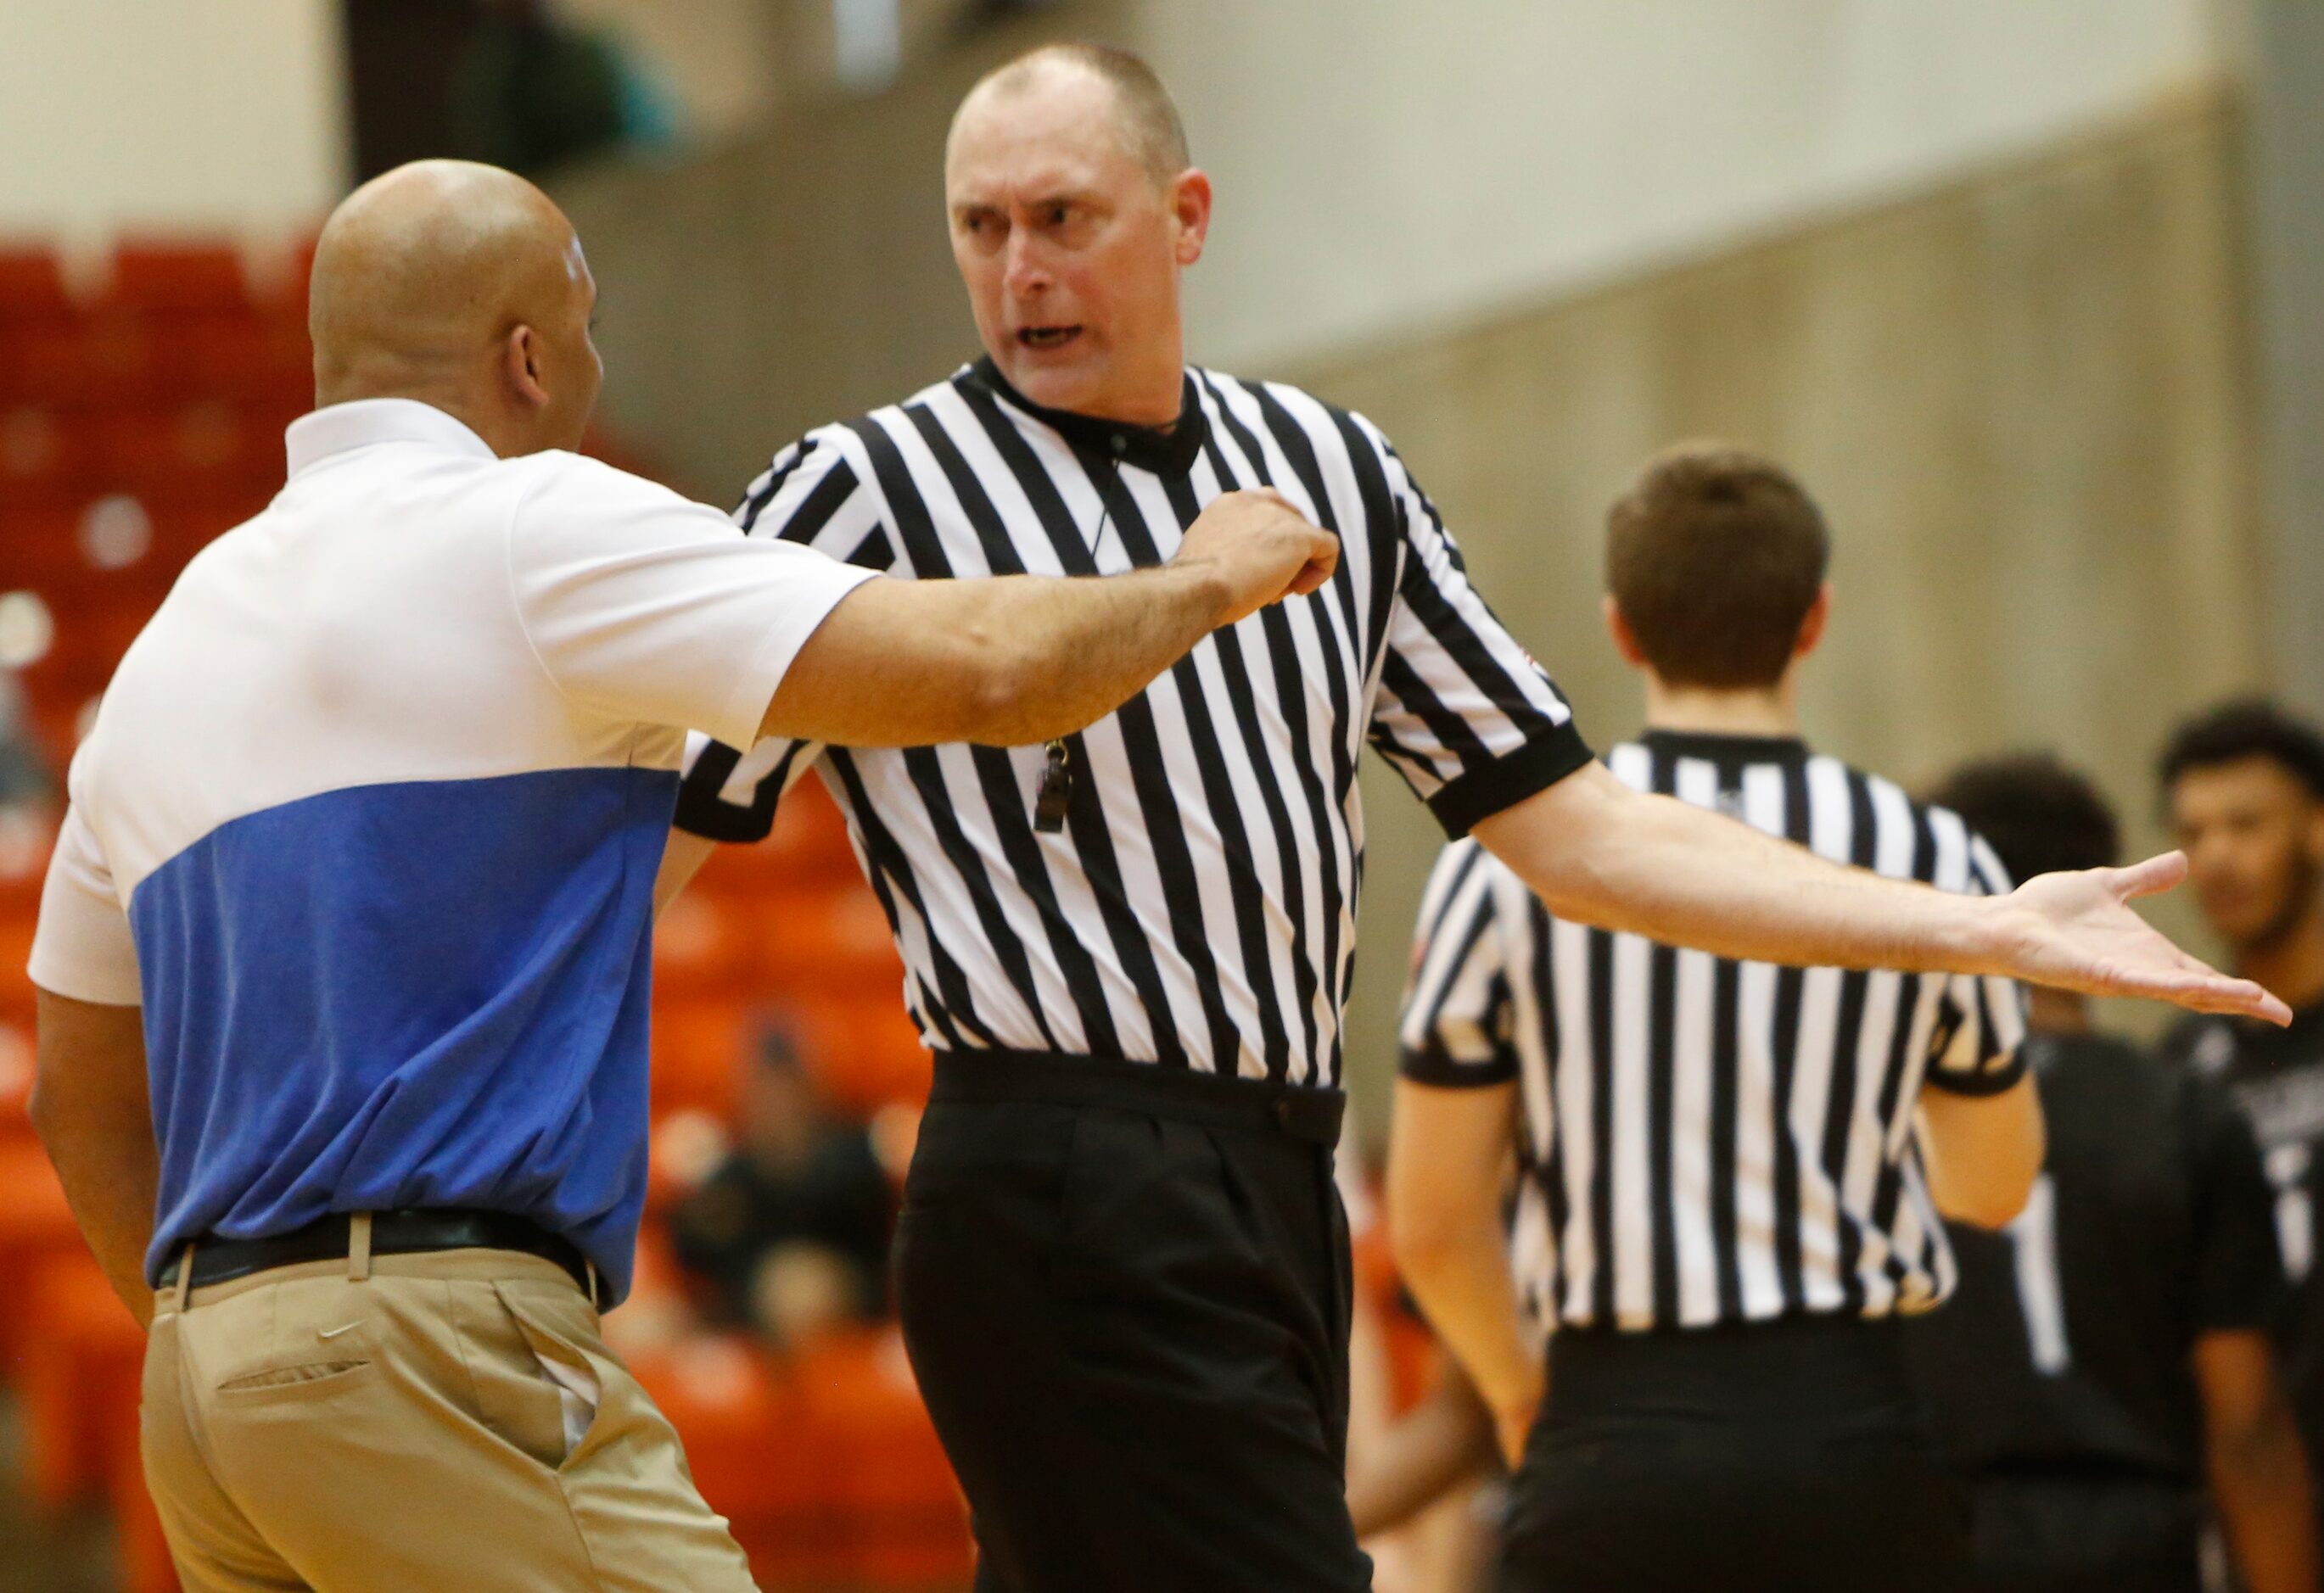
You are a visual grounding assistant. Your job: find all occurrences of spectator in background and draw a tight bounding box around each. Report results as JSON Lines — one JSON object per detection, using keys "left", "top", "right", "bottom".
{"left": 0, "top": 670, "right": 57, "bottom": 878}
{"left": 450, "top": 0, "right": 678, "bottom": 181}
{"left": 2156, "top": 701, "right": 2324, "bottom": 1529}
{"left": 1907, "top": 753, "right": 2316, "bottom": 1593}
{"left": 669, "top": 1020, "right": 894, "bottom": 1346}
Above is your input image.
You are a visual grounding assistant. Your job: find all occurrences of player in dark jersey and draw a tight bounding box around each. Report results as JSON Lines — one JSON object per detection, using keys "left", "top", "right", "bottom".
{"left": 1907, "top": 752, "right": 2316, "bottom": 1593}
{"left": 2155, "top": 701, "right": 2324, "bottom": 1538}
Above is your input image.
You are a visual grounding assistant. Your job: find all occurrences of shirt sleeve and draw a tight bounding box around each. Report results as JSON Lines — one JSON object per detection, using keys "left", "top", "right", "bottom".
{"left": 505, "top": 450, "right": 878, "bottom": 753}
{"left": 673, "top": 433, "right": 895, "bottom": 843}
{"left": 2187, "top": 1070, "right": 2288, "bottom": 1333}
{"left": 1923, "top": 829, "right": 2032, "bottom": 1097}
{"left": 1397, "top": 841, "right": 1519, "bottom": 1088}
{"left": 27, "top": 805, "right": 142, "bottom": 1006}
{"left": 1365, "top": 436, "right": 1593, "bottom": 838}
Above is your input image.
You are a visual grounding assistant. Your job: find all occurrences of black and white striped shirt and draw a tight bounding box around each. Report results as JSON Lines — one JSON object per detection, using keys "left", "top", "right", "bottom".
{"left": 1400, "top": 731, "right": 2028, "bottom": 1332}
{"left": 675, "top": 358, "right": 1589, "bottom": 1087}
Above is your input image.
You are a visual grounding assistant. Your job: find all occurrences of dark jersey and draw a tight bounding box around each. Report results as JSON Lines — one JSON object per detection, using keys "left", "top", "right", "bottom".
{"left": 1906, "top": 1030, "right": 2282, "bottom": 1481}
{"left": 2161, "top": 997, "right": 2324, "bottom": 1468}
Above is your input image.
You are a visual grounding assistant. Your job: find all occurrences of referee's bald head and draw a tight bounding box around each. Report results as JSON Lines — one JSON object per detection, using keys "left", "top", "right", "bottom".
{"left": 944, "top": 43, "right": 1212, "bottom": 426}
{"left": 953, "top": 44, "right": 1190, "bottom": 188}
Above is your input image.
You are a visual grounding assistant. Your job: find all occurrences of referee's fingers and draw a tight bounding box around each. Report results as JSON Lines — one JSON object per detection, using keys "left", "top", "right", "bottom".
{"left": 2108, "top": 851, "right": 2190, "bottom": 902}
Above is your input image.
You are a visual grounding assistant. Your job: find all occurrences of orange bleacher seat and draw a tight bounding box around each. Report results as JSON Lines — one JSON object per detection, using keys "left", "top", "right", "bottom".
{"left": 112, "top": 1441, "right": 180, "bottom": 1593}
{"left": 792, "top": 994, "right": 932, "bottom": 1117}
{"left": 629, "top": 1336, "right": 853, "bottom": 1585}
{"left": 651, "top": 996, "right": 751, "bottom": 1122}
{"left": 753, "top": 886, "right": 904, "bottom": 1002}
{"left": 792, "top": 1328, "right": 973, "bottom": 1586}
{"left": 652, "top": 890, "right": 754, "bottom": 1004}
{"left": 20, "top": 1252, "right": 143, "bottom": 1509}
{"left": 0, "top": 1137, "right": 82, "bottom": 1373}
{"left": 0, "top": 500, "right": 87, "bottom": 587}
{"left": 92, "top": 403, "right": 279, "bottom": 491}
{"left": 0, "top": 405, "right": 101, "bottom": 494}
{"left": 0, "top": 247, "right": 72, "bottom": 321}
{"left": 102, "top": 241, "right": 253, "bottom": 317}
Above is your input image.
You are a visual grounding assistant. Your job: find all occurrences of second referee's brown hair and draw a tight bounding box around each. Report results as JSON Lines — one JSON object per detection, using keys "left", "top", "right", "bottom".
{"left": 1605, "top": 444, "right": 1830, "bottom": 689}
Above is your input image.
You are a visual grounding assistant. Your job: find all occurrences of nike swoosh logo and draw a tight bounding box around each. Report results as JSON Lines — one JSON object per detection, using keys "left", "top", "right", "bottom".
{"left": 317, "top": 1322, "right": 361, "bottom": 1341}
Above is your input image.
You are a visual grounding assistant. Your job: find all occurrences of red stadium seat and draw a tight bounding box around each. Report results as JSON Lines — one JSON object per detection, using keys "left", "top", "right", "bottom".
{"left": 19, "top": 1253, "right": 143, "bottom": 1508}
{"left": 652, "top": 890, "right": 754, "bottom": 1004}
{"left": 0, "top": 247, "right": 73, "bottom": 321}
{"left": 792, "top": 1328, "right": 973, "bottom": 1585}
{"left": 792, "top": 994, "right": 932, "bottom": 1117}
{"left": 92, "top": 403, "right": 279, "bottom": 491}
{"left": 753, "top": 886, "right": 905, "bottom": 1003}
{"left": 651, "top": 997, "right": 751, "bottom": 1121}
{"left": 102, "top": 241, "right": 254, "bottom": 316}
{"left": 0, "top": 405, "right": 102, "bottom": 494}
{"left": 0, "top": 1137, "right": 83, "bottom": 1372}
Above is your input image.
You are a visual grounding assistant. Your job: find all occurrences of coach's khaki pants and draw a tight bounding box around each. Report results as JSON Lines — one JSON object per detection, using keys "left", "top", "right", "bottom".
{"left": 141, "top": 1241, "right": 759, "bottom": 1592}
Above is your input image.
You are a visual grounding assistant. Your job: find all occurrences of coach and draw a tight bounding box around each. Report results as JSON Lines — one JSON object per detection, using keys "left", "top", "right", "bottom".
{"left": 665, "top": 44, "right": 2287, "bottom": 1593}
{"left": 24, "top": 159, "right": 1330, "bottom": 1593}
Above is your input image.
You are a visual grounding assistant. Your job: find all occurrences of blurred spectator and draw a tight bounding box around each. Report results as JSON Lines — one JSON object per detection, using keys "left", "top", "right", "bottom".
{"left": 2156, "top": 700, "right": 2324, "bottom": 1540}
{"left": 449, "top": 0, "right": 679, "bottom": 181}
{"left": 1908, "top": 752, "right": 2316, "bottom": 1593}
{"left": 0, "top": 670, "right": 57, "bottom": 878}
{"left": 669, "top": 1020, "right": 893, "bottom": 1346}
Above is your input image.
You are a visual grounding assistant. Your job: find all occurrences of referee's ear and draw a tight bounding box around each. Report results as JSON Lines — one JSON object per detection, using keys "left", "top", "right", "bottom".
{"left": 1791, "top": 583, "right": 1834, "bottom": 662}
{"left": 1601, "top": 595, "right": 1650, "bottom": 671}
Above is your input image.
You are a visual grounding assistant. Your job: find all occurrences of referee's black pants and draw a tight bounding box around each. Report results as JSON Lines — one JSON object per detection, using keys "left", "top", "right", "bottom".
{"left": 1501, "top": 1313, "right": 1971, "bottom": 1593}
{"left": 893, "top": 1049, "right": 1372, "bottom": 1593}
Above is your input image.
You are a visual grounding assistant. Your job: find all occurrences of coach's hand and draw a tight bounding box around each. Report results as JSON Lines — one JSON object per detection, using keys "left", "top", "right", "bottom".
{"left": 1173, "top": 489, "right": 1339, "bottom": 628}
{"left": 1987, "top": 851, "right": 2292, "bottom": 1022}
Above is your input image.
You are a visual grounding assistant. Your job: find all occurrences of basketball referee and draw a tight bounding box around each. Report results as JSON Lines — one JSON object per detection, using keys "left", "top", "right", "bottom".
{"left": 1394, "top": 448, "right": 2049, "bottom": 1591}
{"left": 666, "top": 50, "right": 2286, "bottom": 1593}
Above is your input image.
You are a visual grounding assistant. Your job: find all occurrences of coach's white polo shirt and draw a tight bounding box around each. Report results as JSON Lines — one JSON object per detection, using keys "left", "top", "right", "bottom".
{"left": 28, "top": 399, "right": 874, "bottom": 1300}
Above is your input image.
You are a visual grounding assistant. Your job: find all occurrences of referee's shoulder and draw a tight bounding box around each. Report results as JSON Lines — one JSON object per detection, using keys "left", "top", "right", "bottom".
{"left": 1826, "top": 755, "right": 2008, "bottom": 893}
{"left": 1192, "top": 367, "right": 1404, "bottom": 467}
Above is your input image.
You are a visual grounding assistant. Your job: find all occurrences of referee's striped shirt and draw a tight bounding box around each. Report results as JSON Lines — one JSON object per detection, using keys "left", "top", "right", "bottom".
{"left": 675, "top": 357, "right": 1591, "bottom": 1088}
{"left": 1400, "top": 731, "right": 2029, "bottom": 1331}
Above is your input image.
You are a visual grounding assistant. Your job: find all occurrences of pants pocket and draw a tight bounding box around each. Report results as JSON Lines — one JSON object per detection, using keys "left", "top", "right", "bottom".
{"left": 490, "top": 1282, "right": 606, "bottom": 1471}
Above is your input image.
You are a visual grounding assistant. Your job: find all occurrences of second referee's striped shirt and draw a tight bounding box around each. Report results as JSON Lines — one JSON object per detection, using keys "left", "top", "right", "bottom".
{"left": 675, "top": 358, "right": 1590, "bottom": 1088}
{"left": 1401, "top": 731, "right": 2029, "bottom": 1332}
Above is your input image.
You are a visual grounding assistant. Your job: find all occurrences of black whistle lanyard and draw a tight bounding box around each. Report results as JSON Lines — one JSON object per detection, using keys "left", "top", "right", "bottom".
{"left": 1033, "top": 449, "right": 1128, "bottom": 835}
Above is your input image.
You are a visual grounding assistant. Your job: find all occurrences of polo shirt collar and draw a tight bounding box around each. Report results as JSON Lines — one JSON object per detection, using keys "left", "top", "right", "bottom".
{"left": 966, "top": 356, "right": 1208, "bottom": 476}
{"left": 285, "top": 399, "right": 498, "bottom": 478}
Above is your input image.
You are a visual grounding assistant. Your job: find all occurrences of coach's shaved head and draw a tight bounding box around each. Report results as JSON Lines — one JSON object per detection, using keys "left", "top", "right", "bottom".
{"left": 954, "top": 43, "right": 1190, "bottom": 187}
{"left": 945, "top": 45, "right": 1209, "bottom": 426}
{"left": 309, "top": 158, "right": 603, "bottom": 458}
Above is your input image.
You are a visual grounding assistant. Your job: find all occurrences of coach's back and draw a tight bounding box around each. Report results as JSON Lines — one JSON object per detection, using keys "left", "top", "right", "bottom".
{"left": 47, "top": 398, "right": 852, "bottom": 1302}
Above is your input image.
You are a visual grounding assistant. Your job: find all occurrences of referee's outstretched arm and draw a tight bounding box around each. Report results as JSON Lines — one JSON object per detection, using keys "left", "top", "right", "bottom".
{"left": 1472, "top": 763, "right": 2292, "bottom": 1023}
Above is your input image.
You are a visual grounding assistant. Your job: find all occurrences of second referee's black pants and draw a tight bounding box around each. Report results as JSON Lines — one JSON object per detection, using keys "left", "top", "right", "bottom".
{"left": 1501, "top": 1313, "right": 1971, "bottom": 1593}
{"left": 893, "top": 1050, "right": 1373, "bottom": 1593}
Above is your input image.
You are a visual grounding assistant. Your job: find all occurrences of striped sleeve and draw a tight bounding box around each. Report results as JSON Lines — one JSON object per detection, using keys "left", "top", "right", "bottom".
{"left": 1397, "top": 841, "right": 1519, "bottom": 1087}
{"left": 1364, "top": 439, "right": 1592, "bottom": 837}
{"left": 672, "top": 429, "right": 896, "bottom": 842}
{"left": 1923, "top": 823, "right": 2032, "bottom": 1097}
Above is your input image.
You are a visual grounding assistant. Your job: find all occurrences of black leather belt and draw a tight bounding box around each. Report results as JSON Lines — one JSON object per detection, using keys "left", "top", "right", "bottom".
{"left": 157, "top": 1208, "right": 597, "bottom": 1302}
{"left": 929, "top": 1047, "right": 1347, "bottom": 1149}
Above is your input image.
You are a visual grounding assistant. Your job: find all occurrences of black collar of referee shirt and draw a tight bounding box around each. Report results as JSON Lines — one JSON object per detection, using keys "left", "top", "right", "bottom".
{"left": 1638, "top": 728, "right": 1811, "bottom": 764}
{"left": 966, "top": 355, "right": 1209, "bottom": 476}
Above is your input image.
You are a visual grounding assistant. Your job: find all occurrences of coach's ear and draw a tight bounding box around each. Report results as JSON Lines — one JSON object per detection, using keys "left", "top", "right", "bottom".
{"left": 1792, "top": 582, "right": 1834, "bottom": 662}
{"left": 1601, "top": 595, "right": 1650, "bottom": 670}
{"left": 502, "top": 322, "right": 551, "bottom": 413}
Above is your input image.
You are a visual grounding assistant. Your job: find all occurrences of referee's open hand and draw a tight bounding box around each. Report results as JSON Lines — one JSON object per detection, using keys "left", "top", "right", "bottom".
{"left": 1991, "top": 851, "right": 2293, "bottom": 1023}
{"left": 1174, "top": 488, "right": 1340, "bottom": 628}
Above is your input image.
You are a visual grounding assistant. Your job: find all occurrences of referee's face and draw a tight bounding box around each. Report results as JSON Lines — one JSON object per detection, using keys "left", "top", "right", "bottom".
{"left": 945, "top": 71, "right": 1205, "bottom": 427}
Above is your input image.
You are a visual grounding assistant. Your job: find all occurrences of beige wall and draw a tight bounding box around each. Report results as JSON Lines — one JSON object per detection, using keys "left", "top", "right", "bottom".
{"left": 1309, "top": 98, "right": 2267, "bottom": 1113}
{"left": 0, "top": 0, "right": 346, "bottom": 245}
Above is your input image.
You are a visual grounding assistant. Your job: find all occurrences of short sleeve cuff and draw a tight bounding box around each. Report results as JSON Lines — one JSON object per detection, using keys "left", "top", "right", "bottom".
{"left": 1425, "top": 721, "right": 1593, "bottom": 840}
{"left": 1397, "top": 1043, "right": 1520, "bottom": 1089}
{"left": 708, "top": 564, "right": 878, "bottom": 752}
{"left": 1923, "top": 1043, "right": 2030, "bottom": 1098}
